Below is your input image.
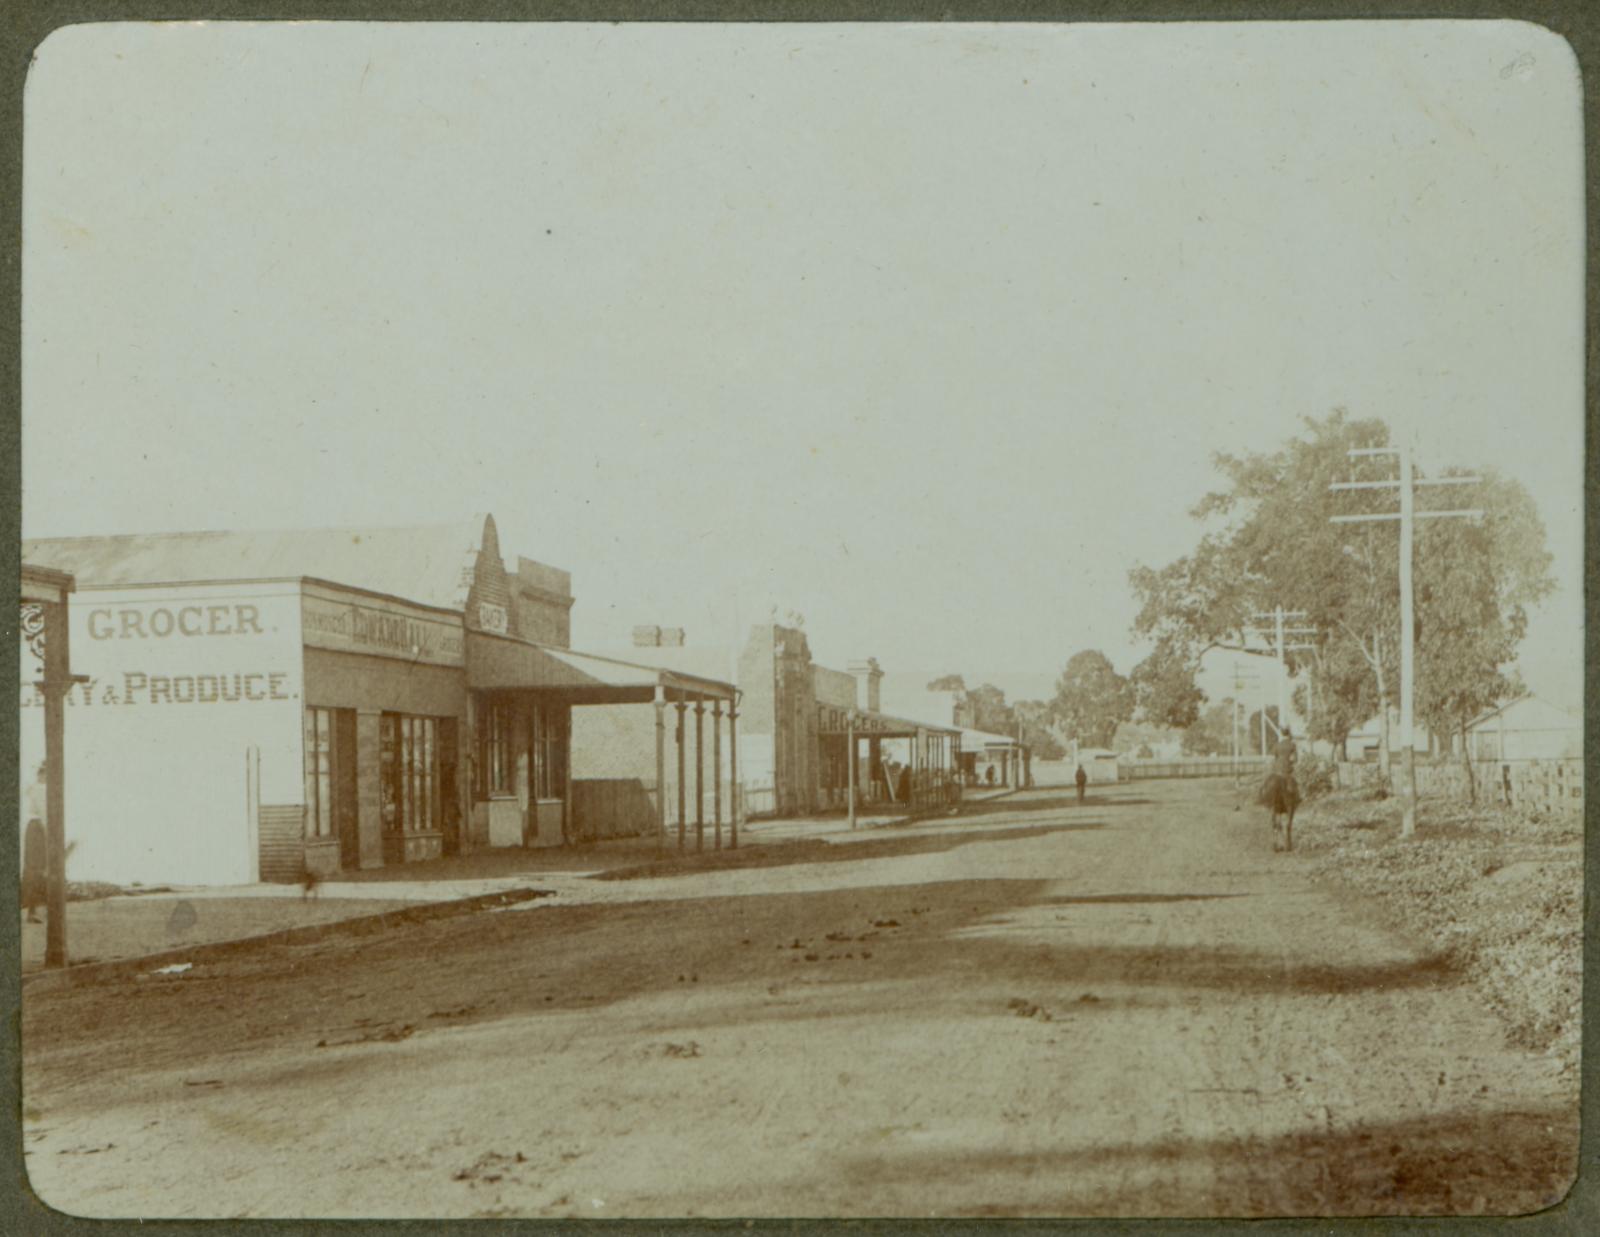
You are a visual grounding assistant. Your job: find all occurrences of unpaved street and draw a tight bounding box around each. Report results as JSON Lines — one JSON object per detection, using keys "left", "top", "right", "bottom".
{"left": 22, "top": 781, "right": 1578, "bottom": 1219}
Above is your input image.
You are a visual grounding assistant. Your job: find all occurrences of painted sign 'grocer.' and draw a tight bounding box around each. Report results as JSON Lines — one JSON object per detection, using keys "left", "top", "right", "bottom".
{"left": 88, "top": 604, "right": 265, "bottom": 640}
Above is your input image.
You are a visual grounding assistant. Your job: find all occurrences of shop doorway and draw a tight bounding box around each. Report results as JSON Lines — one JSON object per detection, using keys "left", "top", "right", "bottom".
{"left": 439, "top": 719, "right": 461, "bottom": 856}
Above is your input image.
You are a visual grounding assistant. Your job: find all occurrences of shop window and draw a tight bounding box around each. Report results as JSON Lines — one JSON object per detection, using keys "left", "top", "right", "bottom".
{"left": 478, "top": 698, "right": 516, "bottom": 797}
{"left": 533, "top": 703, "right": 567, "bottom": 800}
{"left": 303, "top": 707, "right": 335, "bottom": 839}
{"left": 381, "top": 713, "right": 440, "bottom": 834}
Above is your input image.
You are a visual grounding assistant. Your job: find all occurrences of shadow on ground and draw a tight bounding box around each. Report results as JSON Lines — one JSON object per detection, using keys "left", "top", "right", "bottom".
{"left": 1042, "top": 893, "right": 1248, "bottom": 906}
{"left": 23, "top": 868, "right": 1465, "bottom": 1102}
{"left": 840, "top": 1105, "right": 1578, "bottom": 1217}
{"left": 591, "top": 822, "right": 1105, "bottom": 881}
{"left": 963, "top": 793, "right": 1155, "bottom": 817}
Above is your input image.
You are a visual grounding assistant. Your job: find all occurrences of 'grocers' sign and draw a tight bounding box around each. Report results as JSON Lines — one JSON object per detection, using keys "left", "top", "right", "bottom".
{"left": 301, "top": 592, "right": 464, "bottom": 667}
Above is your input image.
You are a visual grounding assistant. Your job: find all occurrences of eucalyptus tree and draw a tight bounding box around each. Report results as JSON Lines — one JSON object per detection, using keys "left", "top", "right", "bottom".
{"left": 1129, "top": 410, "right": 1552, "bottom": 781}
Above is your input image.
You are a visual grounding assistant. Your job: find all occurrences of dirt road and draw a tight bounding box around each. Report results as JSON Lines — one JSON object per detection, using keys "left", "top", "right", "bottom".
{"left": 21, "top": 781, "right": 1578, "bottom": 1219}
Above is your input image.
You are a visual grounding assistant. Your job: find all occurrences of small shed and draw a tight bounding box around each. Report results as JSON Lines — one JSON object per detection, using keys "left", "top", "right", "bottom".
{"left": 1076, "top": 748, "right": 1120, "bottom": 784}
{"left": 1466, "top": 695, "right": 1582, "bottom": 761}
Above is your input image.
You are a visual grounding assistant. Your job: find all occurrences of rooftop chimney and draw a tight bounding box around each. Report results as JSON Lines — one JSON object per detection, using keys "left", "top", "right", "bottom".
{"left": 847, "top": 658, "right": 882, "bottom": 713}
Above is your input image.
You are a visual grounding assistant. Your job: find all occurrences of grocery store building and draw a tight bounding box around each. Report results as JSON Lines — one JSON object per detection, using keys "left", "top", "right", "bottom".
{"left": 20, "top": 515, "right": 736, "bottom": 887}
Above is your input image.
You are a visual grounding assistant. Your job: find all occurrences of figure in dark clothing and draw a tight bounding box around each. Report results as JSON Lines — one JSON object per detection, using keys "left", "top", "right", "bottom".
{"left": 896, "top": 765, "right": 911, "bottom": 804}
{"left": 21, "top": 763, "right": 47, "bottom": 923}
{"left": 1074, "top": 764, "right": 1088, "bottom": 804}
{"left": 1258, "top": 728, "right": 1300, "bottom": 851}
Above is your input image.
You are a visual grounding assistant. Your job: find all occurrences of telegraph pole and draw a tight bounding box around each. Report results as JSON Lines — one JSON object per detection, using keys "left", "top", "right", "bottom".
{"left": 1231, "top": 661, "right": 1263, "bottom": 809}
{"left": 1331, "top": 444, "right": 1481, "bottom": 837}
{"left": 1247, "top": 606, "right": 1318, "bottom": 738}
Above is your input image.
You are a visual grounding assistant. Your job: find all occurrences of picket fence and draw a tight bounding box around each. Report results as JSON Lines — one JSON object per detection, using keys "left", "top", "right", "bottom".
{"left": 1119, "top": 755, "right": 1272, "bottom": 781}
{"left": 1334, "top": 758, "right": 1583, "bottom": 819}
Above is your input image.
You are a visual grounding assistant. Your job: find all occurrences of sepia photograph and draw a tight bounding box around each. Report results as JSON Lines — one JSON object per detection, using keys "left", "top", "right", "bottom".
{"left": 12, "top": 17, "right": 1587, "bottom": 1220}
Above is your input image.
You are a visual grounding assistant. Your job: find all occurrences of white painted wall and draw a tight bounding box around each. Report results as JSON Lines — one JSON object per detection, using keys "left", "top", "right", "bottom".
{"left": 18, "top": 582, "right": 304, "bottom": 887}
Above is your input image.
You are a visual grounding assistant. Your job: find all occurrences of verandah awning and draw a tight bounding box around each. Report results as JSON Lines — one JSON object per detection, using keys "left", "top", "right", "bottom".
{"left": 465, "top": 631, "right": 735, "bottom": 705}
{"left": 961, "top": 727, "right": 1022, "bottom": 750}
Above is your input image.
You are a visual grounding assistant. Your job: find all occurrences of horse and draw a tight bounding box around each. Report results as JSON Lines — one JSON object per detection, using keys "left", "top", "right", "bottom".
{"left": 1260, "top": 772, "right": 1300, "bottom": 852}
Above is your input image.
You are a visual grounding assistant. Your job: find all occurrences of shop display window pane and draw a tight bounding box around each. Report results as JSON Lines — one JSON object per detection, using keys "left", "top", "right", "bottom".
{"left": 380, "top": 716, "right": 398, "bottom": 834}
{"left": 534, "top": 704, "right": 567, "bottom": 800}
{"left": 477, "top": 699, "right": 516, "bottom": 798}
{"left": 422, "top": 719, "right": 436, "bottom": 830}
{"left": 382, "top": 711, "right": 443, "bottom": 835}
{"left": 304, "top": 707, "right": 335, "bottom": 839}
{"left": 315, "top": 710, "right": 332, "bottom": 837}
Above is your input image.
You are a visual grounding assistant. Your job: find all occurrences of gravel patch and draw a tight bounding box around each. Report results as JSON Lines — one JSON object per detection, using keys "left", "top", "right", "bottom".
{"left": 1295, "top": 788, "right": 1582, "bottom": 1076}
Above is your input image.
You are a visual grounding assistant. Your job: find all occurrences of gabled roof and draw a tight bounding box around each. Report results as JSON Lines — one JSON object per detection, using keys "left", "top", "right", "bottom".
{"left": 22, "top": 517, "right": 489, "bottom": 613}
{"left": 1465, "top": 694, "right": 1582, "bottom": 732}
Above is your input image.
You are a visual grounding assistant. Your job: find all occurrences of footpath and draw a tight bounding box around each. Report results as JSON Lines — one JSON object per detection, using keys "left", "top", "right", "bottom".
{"left": 22, "top": 790, "right": 1023, "bottom": 977}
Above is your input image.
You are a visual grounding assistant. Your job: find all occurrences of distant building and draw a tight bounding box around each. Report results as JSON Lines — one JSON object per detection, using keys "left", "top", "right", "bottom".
{"left": 877, "top": 677, "right": 1028, "bottom": 789}
{"left": 1076, "top": 748, "right": 1121, "bottom": 785}
{"left": 1464, "top": 695, "right": 1582, "bottom": 761}
{"left": 1345, "top": 709, "right": 1435, "bottom": 761}
{"left": 957, "top": 728, "right": 1028, "bottom": 789}
{"left": 573, "top": 627, "right": 961, "bottom": 817}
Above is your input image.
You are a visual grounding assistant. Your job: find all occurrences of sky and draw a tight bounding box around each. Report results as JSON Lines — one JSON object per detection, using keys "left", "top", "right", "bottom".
{"left": 21, "top": 21, "right": 1585, "bottom": 711}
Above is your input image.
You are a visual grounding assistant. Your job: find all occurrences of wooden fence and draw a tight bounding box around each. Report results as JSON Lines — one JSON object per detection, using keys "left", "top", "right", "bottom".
{"left": 1334, "top": 758, "right": 1583, "bottom": 819}
{"left": 740, "top": 783, "right": 777, "bottom": 819}
{"left": 1119, "top": 756, "right": 1272, "bottom": 781}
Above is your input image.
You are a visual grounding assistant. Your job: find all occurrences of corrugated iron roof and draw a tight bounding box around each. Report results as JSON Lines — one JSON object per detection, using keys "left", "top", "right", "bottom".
{"left": 466, "top": 631, "right": 735, "bottom": 701}
{"left": 22, "top": 516, "right": 489, "bottom": 613}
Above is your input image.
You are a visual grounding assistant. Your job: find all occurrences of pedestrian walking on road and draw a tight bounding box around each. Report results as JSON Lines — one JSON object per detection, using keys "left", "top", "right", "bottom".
{"left": 21, "top": 762, "right": 48, "bottom": 923}
{"left": 1259, "top": 727, "right": 1300, "bottom": 851}
{"left": 1075, "top": 763, "right": 1088, "bottom": 804}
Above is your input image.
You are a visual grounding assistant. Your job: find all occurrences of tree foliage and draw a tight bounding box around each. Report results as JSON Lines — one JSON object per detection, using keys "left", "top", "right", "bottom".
{"left": 1014, "top": 699, "right": 1067, "bottom": 760}
{"left": 965, "top": 684, "right": 1014, "bottom": 736}
{"left": 1181, "top": 699, "right": 1236, "bottom": 756}
{"left": 1413, "top": 470, "right": 1549, "bottom": 747}
{"left": 1051, "top": 650, "right": 1135, "bottom": 748}
{"left": 1111, "top": 718, "right": 1184, "bottom": 758}
{"left": 1129, "top": 636, "right": 1209, "bottom": 729}
{"left": 1128, "top": 409, "right": 1554, "bottom": 761}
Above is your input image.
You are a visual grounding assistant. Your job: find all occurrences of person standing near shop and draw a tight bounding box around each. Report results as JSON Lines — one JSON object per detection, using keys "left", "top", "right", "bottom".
{"left": 1074, "top": 763, "right": 1088, "bottom": 804}
{"left": 21, "top": 762, "right": 48, "bottom": 924}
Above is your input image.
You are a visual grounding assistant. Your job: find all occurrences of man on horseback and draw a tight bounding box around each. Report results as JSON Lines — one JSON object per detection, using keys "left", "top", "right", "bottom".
{"left": 1260, "top": 725, "right": 1299, "bottom": 852}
